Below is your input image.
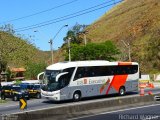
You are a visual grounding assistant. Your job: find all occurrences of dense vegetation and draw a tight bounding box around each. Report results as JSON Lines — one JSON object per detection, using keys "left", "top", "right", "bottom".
{"left": 0, "top": 25, "right": 49, "bottom": 79}
{"left": 61, "top": 23, "right": 120, "bottom": 61}
{"left": 1, "top": 0, "right": 160, "bottom": 80}
{"left": 86, "top": 0, "right": 160, "bottom": 73}
{"left": 64, "top": 41, "right": 119, "bottom": 61}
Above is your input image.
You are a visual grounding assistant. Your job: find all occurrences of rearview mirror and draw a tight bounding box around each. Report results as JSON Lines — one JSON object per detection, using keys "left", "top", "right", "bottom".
{"left": 56, "top": 72, "right": 68, "bottom": 82}
{"left": 37, "top": 72, "right": 44, "bottom": 80}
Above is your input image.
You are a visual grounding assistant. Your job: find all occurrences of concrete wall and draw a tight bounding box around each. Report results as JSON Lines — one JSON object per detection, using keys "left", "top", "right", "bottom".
{"left": 2, "top": 94, "right": 157, "bottom": 120}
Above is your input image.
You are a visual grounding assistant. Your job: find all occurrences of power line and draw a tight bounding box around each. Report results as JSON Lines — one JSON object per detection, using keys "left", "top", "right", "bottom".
{"left": 15, "top": 0, "right": 114, "bottom": 31}
{"left": 15, "top": 0, "right": 122, "bottom": 32}
{"left": 0, "top": 0, "right": 78, "bottom": 24}
{"left": 16, "top": 1, "right": 121, "bottom": 32}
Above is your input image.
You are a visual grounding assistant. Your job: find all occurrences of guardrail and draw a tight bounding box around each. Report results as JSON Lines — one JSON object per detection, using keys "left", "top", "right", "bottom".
{"left": 2, "top": 94, "right": 159, "bottom": 120}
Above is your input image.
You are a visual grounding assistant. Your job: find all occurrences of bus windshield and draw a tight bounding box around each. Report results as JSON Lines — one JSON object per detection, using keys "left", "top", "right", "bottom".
{"left": 42, "top": 70, "right": 61, "bottom": 91}
{"left": 42, "top": 68, "right": 75, "bottom": 91}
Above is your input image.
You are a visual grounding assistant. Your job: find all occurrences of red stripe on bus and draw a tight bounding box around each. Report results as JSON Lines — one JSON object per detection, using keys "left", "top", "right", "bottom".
{"left": 106, "top": 62, "right": 132, "bottom": 94}
{"left": 118, "top": 62, "right": 132, "bottom": 65}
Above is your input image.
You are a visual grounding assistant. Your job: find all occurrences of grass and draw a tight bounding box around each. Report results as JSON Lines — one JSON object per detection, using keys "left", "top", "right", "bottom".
{"left": 86, "top": 0, "right": 160, "bottom": 73}
{"left": 0, "top": 99, "right": 7, "bottom": 104}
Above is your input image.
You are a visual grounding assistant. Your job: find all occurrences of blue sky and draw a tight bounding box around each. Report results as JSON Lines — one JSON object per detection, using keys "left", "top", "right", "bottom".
{"left": 0, "top": 0, "right": 121, "bottom": 51}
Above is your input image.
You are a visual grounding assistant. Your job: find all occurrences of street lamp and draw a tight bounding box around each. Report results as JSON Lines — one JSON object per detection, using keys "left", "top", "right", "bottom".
{"left": 49, "top": 24, "right": 68, "bottom": 64}
{"left": 121, "top": 40, "right": 131, "bottom": 62}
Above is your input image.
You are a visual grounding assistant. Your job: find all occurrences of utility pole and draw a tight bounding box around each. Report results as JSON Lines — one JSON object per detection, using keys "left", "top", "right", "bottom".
{"left": 78, "top": 30, "right": 88, "bottom": 46}
{"left": 48, "top": 39, "right": 53, "bottom": 64}
{"left": 48, "top": 24, "right": 68, "bottom": 64}
{"left": 121, "top": 40, "right": 131, "bottom": 62}
{"left": 83, "top": 32, "right": 87, "bottom": 46}
{"left": 68, "top": 37, "right": 71, "bottom": 62}
{"left": 82, "top": 31, "right": 88, "bottom": 46}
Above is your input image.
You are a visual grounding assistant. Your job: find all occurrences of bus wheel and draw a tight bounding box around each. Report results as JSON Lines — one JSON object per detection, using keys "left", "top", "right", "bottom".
{"left": 73, "top": 91, "right": 81, "bottom": 102}
{"left": 119, "top": 87, "right": 125, "bottom": 96}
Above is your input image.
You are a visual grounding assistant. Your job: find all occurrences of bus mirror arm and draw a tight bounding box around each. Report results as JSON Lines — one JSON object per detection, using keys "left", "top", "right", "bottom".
{"left": 37, "top": 72, "right": 44, "bottom": 80}
{"left": 56, "top": 72, "right": 69, "bottom": 82}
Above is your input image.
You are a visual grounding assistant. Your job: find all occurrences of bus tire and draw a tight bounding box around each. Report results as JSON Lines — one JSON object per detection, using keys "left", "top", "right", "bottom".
{"left": 73, "top": 91, "right": 81, "bottom": 102}
{"left": 119, "top": 86, "right": 125, "bottom": 96}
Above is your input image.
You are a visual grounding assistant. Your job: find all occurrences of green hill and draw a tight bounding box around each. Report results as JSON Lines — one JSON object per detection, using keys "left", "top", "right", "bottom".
{"left": 1, "top": 0, "right": 160, "bottom": 75}
{"left": 0, "top": 31, "right": 50, "bottom": 67}
{"left": 86, "top": 0, "right": 160, "bottom": 73}
{"left": 0, "top": 31, "right": 50, "bottom": 79}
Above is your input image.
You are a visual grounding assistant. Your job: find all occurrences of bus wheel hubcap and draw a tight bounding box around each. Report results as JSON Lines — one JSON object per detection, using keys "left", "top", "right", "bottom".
{"left": 75, "top": 94, "right": 79, "bottom": 99}
{"left": 120, "top": 89, "right": 124, "bottom": 95}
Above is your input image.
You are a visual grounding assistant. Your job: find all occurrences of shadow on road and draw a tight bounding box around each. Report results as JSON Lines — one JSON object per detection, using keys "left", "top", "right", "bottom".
{"left": 42, "top": 92, "right": 138, "bottom": 104}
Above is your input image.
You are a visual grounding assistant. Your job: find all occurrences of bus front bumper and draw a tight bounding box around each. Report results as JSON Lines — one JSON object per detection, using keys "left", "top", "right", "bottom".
{"left": 41, "top": 90, "right": 60, "bottom": 101}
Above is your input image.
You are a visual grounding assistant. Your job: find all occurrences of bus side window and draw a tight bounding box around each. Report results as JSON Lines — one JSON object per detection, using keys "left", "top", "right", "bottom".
{"left": 78, "top": 74, "right": 82, "bottom": 78}
{"left": 74, "top": 67, "right": 91, "bottom": 80}
{"left": 84, "top": 67, "right": 89, "bottom": 77}
{"left": 74, "top": 67, "right": 83, "bottom": 81}
{"left": 63, "top": 67, "right": 75, "bottom": 82}
{"left": 90, "top": 71, "right": 95, "bottom": 76}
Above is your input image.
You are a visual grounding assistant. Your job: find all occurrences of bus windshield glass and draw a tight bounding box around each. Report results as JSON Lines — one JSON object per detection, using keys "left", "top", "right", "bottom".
{"left": 42, "top": 70, "right": 61, "bottom": 91}
{"left": 42, "top": 68, "right": 75, "bottom": 91}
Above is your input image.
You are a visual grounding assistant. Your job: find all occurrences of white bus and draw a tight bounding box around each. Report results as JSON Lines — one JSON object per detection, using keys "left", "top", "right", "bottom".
{"left": 41, "top": 60, "right": 139, "bottom": 101}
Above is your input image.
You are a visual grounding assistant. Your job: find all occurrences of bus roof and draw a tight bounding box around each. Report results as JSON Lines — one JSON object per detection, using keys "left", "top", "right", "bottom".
{"left": 46, "top": 61, "right": 138, "bottom": 70}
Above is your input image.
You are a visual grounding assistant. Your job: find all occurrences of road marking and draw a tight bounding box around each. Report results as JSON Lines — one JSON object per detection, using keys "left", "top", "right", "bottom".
{"left": 70, "top": 103, "right": 160, "bottom": 120}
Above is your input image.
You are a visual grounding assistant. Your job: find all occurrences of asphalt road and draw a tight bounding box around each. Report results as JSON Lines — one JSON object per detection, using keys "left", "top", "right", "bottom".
{"left": 0, "top": 88, "right": 160, "bottom": 116}
{"left": 73, "top": 103, "right": 160, "bottom": 120}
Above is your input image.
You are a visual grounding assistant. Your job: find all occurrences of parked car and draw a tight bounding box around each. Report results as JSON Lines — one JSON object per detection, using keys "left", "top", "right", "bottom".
{"left": 1, "top": 85, "right": 30, "bottom": 101}
{"left": 20, "top": 83, "right": 41, "bottom": 99}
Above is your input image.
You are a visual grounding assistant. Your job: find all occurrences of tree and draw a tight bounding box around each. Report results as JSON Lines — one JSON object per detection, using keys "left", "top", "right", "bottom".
{"left": 0, "top": 26, "right": 49, "bottom": 80}
{"left": 25, "top": 62, "right": 47, "bottom": 79}
{"left": 0, "top": 24, "right": 15, "bottom": 34}
{"left": 63, "top": 23, "right": 88, "bottom": 44}
{"left": 64, "top": 41, "right": 120, "bottom": 61}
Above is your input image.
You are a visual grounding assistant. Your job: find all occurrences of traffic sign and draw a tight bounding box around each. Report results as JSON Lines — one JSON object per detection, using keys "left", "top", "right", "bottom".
{"left": 19, "top": 98, "right": 27, "bottom": 110}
